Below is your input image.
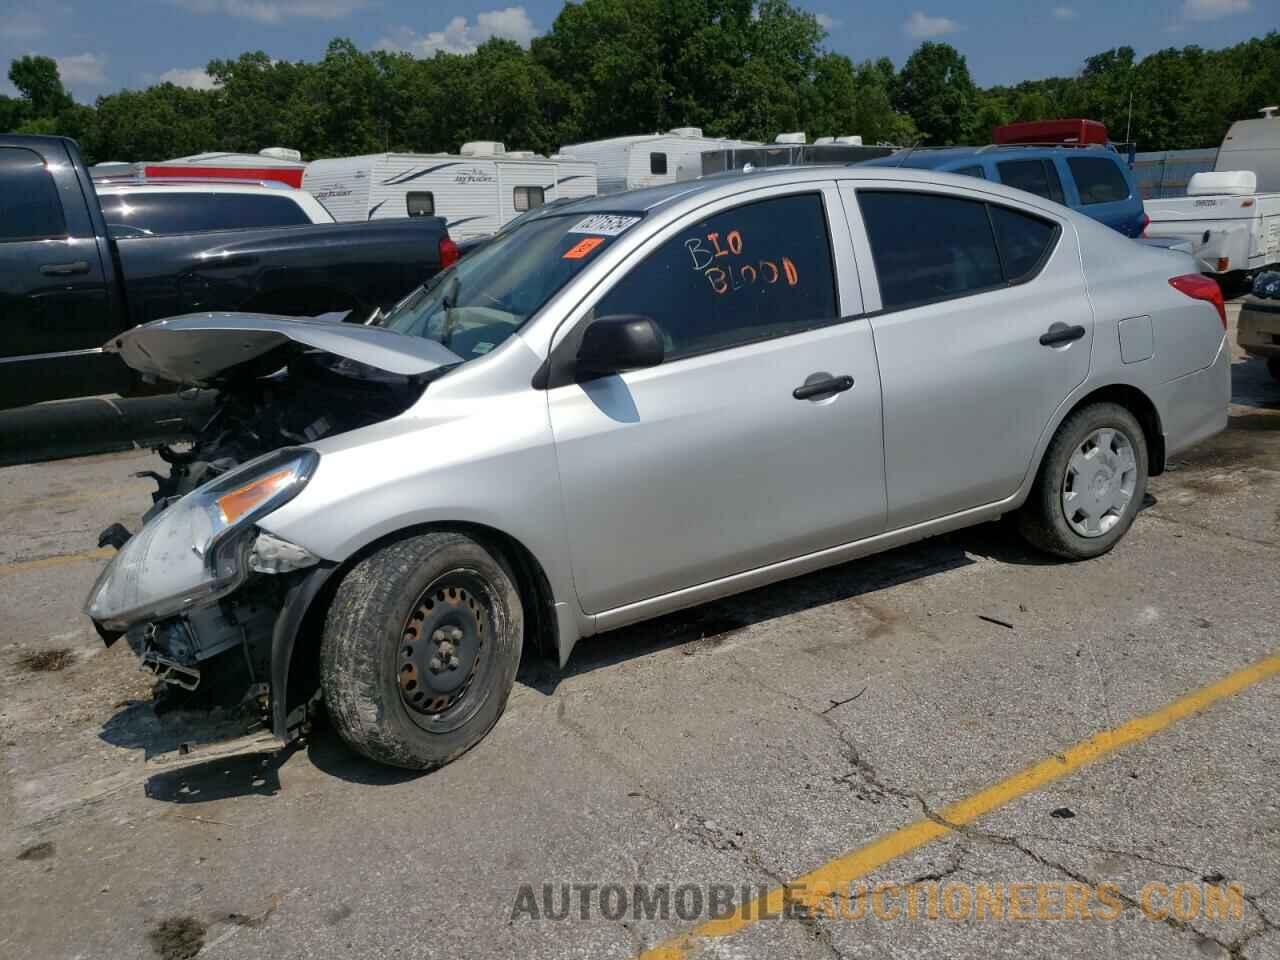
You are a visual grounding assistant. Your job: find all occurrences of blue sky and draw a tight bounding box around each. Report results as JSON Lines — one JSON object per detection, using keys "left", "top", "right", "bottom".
{"left": 0, "top": 0, "right": 1271, "bottom": 101}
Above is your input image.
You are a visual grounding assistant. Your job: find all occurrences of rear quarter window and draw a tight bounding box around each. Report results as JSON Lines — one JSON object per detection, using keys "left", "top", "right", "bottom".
{"left": 102, "top": 192, "right": 312, "bottom": 237}
{"left": 1067, "top": 157, "right": 1132, "bottom": 204}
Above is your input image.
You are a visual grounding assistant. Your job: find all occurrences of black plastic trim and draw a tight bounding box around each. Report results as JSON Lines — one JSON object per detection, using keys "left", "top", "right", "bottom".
{"left": 269, "top": 561, "right": 339, "bottom": 739}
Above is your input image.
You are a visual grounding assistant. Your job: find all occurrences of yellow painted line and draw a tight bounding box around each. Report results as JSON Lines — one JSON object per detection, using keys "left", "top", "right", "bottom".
{"left": 0, "top": 547, "right": 113, "bottom": 577}
{"left": 640, "top": 652, "right": 1280, "bottom": 959}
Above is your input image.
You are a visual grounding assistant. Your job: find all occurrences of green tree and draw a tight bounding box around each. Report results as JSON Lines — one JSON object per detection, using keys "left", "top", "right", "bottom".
{"left": 895, "top": 42, "right": 978, "bottom": 145}
{"left": 9, "top": 55, "right": 73, "bottom": 118}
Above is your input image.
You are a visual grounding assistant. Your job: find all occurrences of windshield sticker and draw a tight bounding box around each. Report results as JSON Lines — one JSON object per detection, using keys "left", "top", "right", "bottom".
{"left": 568, "top": 214, "right": 641, "bottom": 236}
{"left": 684, "top": 229, "right": 800, "bottom": 295}
{"left": 563, "top": 236, "right": 606, "bottom": 260}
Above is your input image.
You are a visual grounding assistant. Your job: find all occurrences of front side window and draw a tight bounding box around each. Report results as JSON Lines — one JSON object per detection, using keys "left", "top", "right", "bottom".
{"left": 593, "top": 193, "right": 839, "bottom": 361}
{"left": 101, "top": 192, "right": 311, "bottom": 237}
{"left": 997, "top": 158, "right": 1064, "bottom": 204}
{"left": 513, "top": 186, "right": 545, "bottom": 212}
{"left": 406, "top": 191, "right": 435, "bottom": 216}
{"left": 0, "top": 147, "right": 67, "bottom": 242}
{"left": 857, "top": 190, "right": 1059, "bottom": 311}
{"left": 650, "top": 152, "right": 668, "bottom": 175}
{"left": 383, "top": 211, "right": 642, "bottom": 361}
{"left": 1068, "top": 157, "right": 1131, "bottom": 205}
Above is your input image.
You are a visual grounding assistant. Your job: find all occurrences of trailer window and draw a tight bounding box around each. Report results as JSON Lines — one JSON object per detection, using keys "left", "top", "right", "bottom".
{"left": 0, "top": 147, "right": 67, "bottom": 242}
{"left": 650, "top": 152, "right": 668, "bottom": 175}
{"left": 406, "top": 191, "right": 435, "bottom": 217}
{"left": 514, "top": 186, "right": 545, "bottom": 212}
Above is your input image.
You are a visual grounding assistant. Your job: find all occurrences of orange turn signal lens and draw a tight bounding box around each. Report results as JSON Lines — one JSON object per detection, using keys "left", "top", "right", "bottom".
{"left": 216, "top": 468, "right": 295, "bottom": 524}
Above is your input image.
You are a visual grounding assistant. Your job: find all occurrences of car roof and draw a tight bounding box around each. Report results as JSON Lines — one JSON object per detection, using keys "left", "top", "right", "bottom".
{"left": 863, "top": 144, "right": 1122, "bottom": 171}
{"left": 95, "top": 181, "right": 301, "bottom": 195}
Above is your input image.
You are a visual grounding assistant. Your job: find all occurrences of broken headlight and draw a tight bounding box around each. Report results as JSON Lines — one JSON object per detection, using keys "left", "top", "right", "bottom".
{"left": 85, "top": 448, "right": 319, "bottom": 631}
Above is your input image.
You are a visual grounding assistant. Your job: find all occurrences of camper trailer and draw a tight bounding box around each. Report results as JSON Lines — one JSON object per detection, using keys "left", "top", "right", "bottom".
{"left": 301, "top": 144, "right": 597, "bottom": 239}
{"left": 701, "top": 133, "right": 895, "bottom": 175}
{"left": 559, "top": 128, "right": 760, "bottom": 193}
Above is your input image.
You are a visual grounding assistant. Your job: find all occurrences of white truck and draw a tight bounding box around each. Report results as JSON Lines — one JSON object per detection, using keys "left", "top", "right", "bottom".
{"left": 1144, "top": 107, "right": 1280, "bottom": 289}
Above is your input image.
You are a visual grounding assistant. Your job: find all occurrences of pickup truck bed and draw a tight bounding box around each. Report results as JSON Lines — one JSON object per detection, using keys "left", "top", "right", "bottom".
{"left": 0, "top": 135, "right": 455, "bottom": 410}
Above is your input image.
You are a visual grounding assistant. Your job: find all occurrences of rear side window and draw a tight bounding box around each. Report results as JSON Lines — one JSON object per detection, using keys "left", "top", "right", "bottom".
{"left": 101, "top": 192, "right": 311, "bottom": 237}
{"left": 0, "top": 147, "right": 67, "bottom": 242}
{"left": 989, "top": 206, "right": 1058, "bottom": 281}
{"left": 857, "top": 192, "right": 1002, "bottom": 310}
{"left": 406, "top": 191, "right": 435, "bottom": 216}
{"left": 594, "top": 193, "right": 839, "bottom": 361}
{"left": 997, "top": 158, "right": 1065, "bottom": 204}
{"left": 857, "top": 190, "right": 1060, "bottom": 311}
{"left": 650, "top": 152, "right": 668, "bottom": 175}
{"left": 953, "top": 165, "right": 986, "bottom": 180}
{"left": 1067, "top": 157, "right": 1131, "bottom": 205}
{"left": 514, "top": 186, "right": 545, "bottom": 212}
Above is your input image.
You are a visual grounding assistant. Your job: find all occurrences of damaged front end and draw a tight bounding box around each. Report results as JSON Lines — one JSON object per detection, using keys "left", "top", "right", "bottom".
{"left": 85, "top": 312, "right": 462, "bottom": 743}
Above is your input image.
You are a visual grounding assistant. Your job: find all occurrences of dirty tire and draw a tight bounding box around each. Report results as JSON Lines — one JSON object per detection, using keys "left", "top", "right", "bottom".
{"left": 320, "top": 531, "right": 523, "bottom": 770}
{"left": 1018, "top": 402, "right": 1148, "bottom": 561}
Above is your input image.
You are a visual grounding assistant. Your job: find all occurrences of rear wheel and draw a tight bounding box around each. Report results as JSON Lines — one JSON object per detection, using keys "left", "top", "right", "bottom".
{"left": 1018, "top": 402, "right": 1148, "bottom": 560}
{"left": 320, "top": 531, "right": 523, "bottom": 769}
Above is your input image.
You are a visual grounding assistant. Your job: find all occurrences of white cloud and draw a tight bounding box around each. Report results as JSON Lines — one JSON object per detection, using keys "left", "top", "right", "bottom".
{"left": 1181, "top": 0, "right": 1250, "bottom": 19}
{"left": 1052, "top": 6, "right": 1077, "bottom": 19}
{"left": 903, "top": 11, "right": 961, "bottom": 39}
{"left": 377, "top": 6, "right": 538, "bottom": 56}
{"left": 155, "top": 67, "right": 220, "bottom": 89}
{"left": 55, "top": 53, "right": 108, "bottom": 91}
{"left": 2, "top": 11, "right": 47, "bottom": 39}
{"left": 815, "top": 12, "right": 839, "bottom": 30}
{"left": 172, "top": 0, "right": 368, "bottom": 24}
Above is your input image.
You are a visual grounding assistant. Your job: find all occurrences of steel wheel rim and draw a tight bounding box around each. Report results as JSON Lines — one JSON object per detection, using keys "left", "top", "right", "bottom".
{"left": 1061, "top": 427, "right": 1138, "bottom": 538}
{"left": 398, "top": 570, "right": 494, "bottom": 732}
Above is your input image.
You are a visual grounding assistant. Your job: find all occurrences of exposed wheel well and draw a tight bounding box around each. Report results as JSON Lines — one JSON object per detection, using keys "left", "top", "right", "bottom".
{"left": 283, "top": 522, "right": 558, "bottom": 723}
{"left": 1058, "top": 384, "right": 1165, "bottom": 476}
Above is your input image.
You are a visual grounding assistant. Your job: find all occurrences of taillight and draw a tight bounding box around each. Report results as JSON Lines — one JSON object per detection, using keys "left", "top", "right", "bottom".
{"left": 438, "top": 236, "right": 459, "bottom": 269}
{"left": 1169, "top": 274, "right": 1226, "bottom": 329}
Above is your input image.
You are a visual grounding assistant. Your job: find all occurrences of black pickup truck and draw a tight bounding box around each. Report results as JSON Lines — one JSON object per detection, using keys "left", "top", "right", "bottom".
{"left": 0, "top": 135, "right": 456, "bottom": 409}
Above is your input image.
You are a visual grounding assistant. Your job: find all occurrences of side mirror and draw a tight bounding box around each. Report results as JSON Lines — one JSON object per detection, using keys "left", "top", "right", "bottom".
{"left": 575, "top": 314, "right": 664, "bottom": 379}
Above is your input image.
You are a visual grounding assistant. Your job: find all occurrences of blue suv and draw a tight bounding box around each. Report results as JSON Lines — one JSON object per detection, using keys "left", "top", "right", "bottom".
{"left": 861, "top": 146, "right": 1147, "bottom": 238}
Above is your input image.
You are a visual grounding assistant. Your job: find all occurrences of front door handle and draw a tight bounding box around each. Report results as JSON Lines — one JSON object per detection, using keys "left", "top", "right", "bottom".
{"left": 40, "top": 260, "right": 90, "bottom": 276}
{"left": 793, "top": 373, "right": 854, "bottom": 401}
{"left": 1039, "top": 323, "right": 1087, "bottom": 346}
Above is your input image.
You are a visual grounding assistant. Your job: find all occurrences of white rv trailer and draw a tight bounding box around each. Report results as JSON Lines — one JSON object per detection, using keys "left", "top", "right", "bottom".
{"left": 301, "top": 143, "right": 597, "bottom": 240}
{"left": 558, "top": 127, "right": 761, "bottom": 193}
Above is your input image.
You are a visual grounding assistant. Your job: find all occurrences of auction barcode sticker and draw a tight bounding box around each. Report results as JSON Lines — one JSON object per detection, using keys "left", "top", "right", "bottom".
{"left": 568, "top": 214, "right": 641, "bottom": 236}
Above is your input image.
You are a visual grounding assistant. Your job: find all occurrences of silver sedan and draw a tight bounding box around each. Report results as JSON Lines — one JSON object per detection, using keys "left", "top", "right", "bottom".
{"left": 86, "top": 166, "right": 1231, "bottom": 769}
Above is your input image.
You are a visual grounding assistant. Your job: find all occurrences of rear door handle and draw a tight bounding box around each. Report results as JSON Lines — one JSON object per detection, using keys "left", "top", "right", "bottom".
{"left": 1039, "top": 323, "right": 1087, "bottom": 346}
{"left": 40, "top": 260, "right": 90, "bottom": 276}
{"left": 793, "top": 373, "right": 854, "bottom": 400}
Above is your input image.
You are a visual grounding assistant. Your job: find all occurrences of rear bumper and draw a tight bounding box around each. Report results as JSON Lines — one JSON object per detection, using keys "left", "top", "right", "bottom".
{"left": 1159, "top": 333, "right": 1231, "bottom": 460}
{"left": 1238, "top": 301, "right": 1280, "bottom": 359}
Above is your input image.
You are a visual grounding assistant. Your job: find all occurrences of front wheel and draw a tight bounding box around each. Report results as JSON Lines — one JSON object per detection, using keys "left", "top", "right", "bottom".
{"left": 320, "top": 531, "right": 523, "bottom": 769}
{"left": 1018, "top": 402, "right": 1148, "bottom": 560}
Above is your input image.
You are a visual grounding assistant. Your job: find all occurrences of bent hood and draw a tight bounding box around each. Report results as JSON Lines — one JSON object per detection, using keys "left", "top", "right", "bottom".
{"left": 107, "top": 312, "right": 463, "bottom": 385}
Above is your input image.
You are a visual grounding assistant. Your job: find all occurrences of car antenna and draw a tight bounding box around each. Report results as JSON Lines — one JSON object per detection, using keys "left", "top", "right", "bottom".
{"left": 894, "top": 138, "right": 924, "bottom": 168}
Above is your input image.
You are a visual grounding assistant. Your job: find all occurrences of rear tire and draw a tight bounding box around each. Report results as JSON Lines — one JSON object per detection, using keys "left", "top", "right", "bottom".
{"left": 1018, "top": 403, "right": 1148, "bottom": 560}
{"left": 320, "top": 531, "right": 523, "bottom": 770}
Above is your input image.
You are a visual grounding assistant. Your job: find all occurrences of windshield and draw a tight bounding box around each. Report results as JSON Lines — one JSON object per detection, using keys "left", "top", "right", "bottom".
{"left": 383, "top": 212, "right": 641, "bottom": 361}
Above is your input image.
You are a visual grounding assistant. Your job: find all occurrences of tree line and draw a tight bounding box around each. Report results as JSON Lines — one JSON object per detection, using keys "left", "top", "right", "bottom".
{"left": 2, "top": 0, "right": 1277, "bottom": 165}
